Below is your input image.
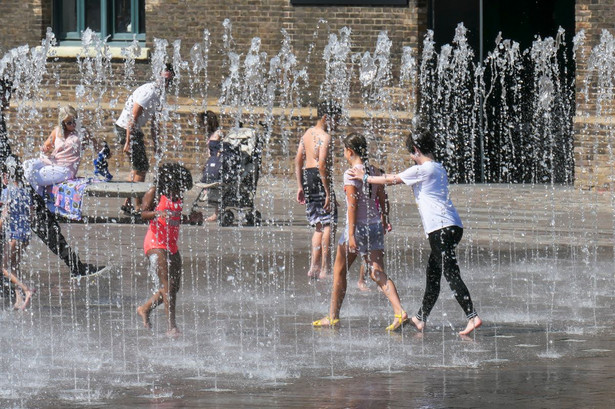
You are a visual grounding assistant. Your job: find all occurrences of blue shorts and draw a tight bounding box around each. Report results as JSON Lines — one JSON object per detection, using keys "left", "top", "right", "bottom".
{"left": 339, "top": 222, "right": 384, "bottom": 255}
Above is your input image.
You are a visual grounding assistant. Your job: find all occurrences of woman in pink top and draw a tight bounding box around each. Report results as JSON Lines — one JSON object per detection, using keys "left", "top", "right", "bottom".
{"left": 23, "top": 105, "right": 106, "bottom": 195}
{"left": 136, "top": 163, "right": 202, "bottom": 337}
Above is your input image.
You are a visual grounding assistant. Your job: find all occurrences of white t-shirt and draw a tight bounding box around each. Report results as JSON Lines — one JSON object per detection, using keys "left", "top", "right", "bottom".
{"left": 115, "top": 82, "right": 162, "bottom": 130}
{"left": 398, "top": 161, "right": 462, "bottom": 236}
{"left": 343, "top": 164, "right": 382, "bottom": 226}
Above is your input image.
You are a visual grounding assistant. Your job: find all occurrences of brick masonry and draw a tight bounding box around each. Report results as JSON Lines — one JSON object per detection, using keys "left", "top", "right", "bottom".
{"left": 0, "top": 0, "right": 423, "bottom": 181}
{"left": 574, "top": 0, "right": 615, "bottom": 190}
{"left": 7, "top": 1, "right": 611, "bottom": 190}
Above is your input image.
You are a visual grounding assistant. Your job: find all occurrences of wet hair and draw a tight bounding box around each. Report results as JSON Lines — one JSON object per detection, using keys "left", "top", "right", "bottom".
{"left": 343, "top": 133, "right": 372, "bottom": 196}
{"left": 164, "top": 63, "right": 175, "bottom": 77}
{"left": 198, "top": 110, "right": 219, "bottom": 135}
{"left": 1, "top": 154, "right": 24, "bottom": 185}
{"left": 317, "top": 100, "right": 342, "bottom": 120}
{"left": 155, "top": 162, "right": 193, "bottom": 199}
{"left": 406, "top": 127, "right": 436, "bottom": 156}
{"left": 58, "top": 105, "right": 78, "bottom": 138}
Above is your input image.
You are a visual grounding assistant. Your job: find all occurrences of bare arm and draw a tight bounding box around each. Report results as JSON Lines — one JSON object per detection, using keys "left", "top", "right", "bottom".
{"left": 124, "top": 102, "right": 143, "bottom": 153}
{"left": 42, "top": 128, "right": 58, "bottom": 154}
{"left": 139, "top": 186, "right": 157, "bottom": 219}
{"left": 345, "top": 185, "right": 358, "bottom": 252}
{"left": 348, "top": 166, "right": 403, "bottom": 186}
{"left": 150, "top": 111, "right": 160, "bottom": 154}
{"left": 317, "top": 134, "right": 331, "bottom": 194}
{"left": 318, "top": 133, "right": 332, "bottom": 209}
{"left": 295, "top": 138, "right": 306, "bottom": 204}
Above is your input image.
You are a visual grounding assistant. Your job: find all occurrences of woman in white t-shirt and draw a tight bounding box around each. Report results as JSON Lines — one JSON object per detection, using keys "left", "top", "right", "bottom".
{"left": 313, "top": 133, "right": 408, "bottom": 331}
{"left": 348, "top": 129, "right": 482, "bottom": 336}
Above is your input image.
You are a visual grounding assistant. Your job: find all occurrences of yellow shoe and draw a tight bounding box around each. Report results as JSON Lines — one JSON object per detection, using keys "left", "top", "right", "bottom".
{"left": 312, "top": 316, "right": 340, "bottom": 327}
{"left": 386, "top": 312, "right": 409, "bottom": 332}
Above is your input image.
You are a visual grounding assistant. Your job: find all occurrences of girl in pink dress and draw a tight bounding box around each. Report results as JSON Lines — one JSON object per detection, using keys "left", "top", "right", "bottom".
{"left": 136, "top": 163, "right": 201, "bottom": 337}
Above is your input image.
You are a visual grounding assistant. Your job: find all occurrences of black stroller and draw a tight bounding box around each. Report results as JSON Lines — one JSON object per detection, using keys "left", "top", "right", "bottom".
{"left": 193, "top": 126, "right": 263, "bottom": 226}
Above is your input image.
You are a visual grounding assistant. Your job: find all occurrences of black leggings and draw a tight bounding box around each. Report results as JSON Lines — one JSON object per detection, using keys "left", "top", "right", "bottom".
{"left": 30, "top": 188, "right": 85, "bottom": 274}
{"left": 416, "top": 226, "right": 477, "bottom": 321}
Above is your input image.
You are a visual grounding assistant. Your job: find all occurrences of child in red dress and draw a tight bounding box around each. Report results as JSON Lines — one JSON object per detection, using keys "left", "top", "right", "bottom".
{"left": 136, "top": 163, "right": 202, "bottom": 337}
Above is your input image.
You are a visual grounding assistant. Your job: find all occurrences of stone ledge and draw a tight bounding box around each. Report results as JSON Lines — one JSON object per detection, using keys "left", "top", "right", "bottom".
{"left": 42, "top": 45, "right": 150, "bottom": 61}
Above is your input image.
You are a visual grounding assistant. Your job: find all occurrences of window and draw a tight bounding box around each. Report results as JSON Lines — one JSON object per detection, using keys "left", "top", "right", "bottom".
{"left": 54, "top": 0, "right": 145, "bottom": 43}
{"left": 291, "top": 0, "right": 407, "bottom": 5}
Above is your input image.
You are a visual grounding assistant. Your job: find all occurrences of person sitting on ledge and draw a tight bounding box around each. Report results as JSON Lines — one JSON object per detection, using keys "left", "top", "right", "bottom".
{"left": 23, "top": 105, "right": 108, "bottom": 196}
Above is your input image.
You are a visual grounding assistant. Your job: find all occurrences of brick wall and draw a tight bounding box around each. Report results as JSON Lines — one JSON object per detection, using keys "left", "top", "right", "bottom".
{"left": 574, "top": 0, "right": 615, "bottom": 190}
{"left": 0, "top": 0, "right": 423, "bottom": 181}
{"left": 0, "top": 0, "right": 47, "bottom": 52}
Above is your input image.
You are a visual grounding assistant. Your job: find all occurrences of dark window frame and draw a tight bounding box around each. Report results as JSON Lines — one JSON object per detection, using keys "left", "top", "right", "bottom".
{"left": 53, "top": 0, "right": 145, "bottom": 45}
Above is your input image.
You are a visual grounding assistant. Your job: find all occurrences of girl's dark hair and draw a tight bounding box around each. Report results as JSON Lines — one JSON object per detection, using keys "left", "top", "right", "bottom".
{"left": 343, "top": 133, "right": 372, "bottom": 196}
{"left": 317, "top": 100, "right": 342, "bottom": 119}
{"left": 199, "top": 110, "right": 219, "bottom": 135}
{"left": 406, "top": 127, "right": 436, "bottom": 155}
{"left": 155, "top": 162, "right": 193, "bottom": 197}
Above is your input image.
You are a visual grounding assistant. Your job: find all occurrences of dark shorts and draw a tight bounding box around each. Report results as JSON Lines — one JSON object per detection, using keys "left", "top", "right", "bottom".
{"left": 303, "top": 167, "right": 337, "bottom": 226}
{"left": 115, "top": 125, "right": 149, "bottom": 172}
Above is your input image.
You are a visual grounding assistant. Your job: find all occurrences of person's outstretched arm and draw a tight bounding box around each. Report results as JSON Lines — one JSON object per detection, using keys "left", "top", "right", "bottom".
{"left": 348, "top": 166, "right": 403, "bottom": 186}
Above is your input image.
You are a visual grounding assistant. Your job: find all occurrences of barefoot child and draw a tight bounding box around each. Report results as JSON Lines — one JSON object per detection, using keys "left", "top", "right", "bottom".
{"left": 349, "top": 128, "right": 482, "bottom": 335}
{"left": 313, "top": 134, "right": 408, "bottom": 331}
{"left": 0, "top": 155, "right": 34, "bottom": 310}
{"left": 295, "top": 101, "right": 341, "bottom": 280}
{"left": 136, "top": 162, "right": 201, "bottom": 337}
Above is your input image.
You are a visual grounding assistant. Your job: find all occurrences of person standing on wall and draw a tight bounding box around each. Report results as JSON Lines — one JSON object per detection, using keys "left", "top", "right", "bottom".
{"left": 115, "top": 64, "right": 175, "bottom": 215}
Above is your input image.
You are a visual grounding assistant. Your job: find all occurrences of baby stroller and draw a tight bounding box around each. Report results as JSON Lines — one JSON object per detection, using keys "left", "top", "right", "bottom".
{"left": 193, "top": 125, "right": 263, "bottom": 226}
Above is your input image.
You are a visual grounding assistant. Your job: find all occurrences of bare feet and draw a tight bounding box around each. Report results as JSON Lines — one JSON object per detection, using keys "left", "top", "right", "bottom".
{"left": 317, "top": 272, "right": 329, "bottom": 280}
{"left": 12, "top": 292, "right": 24, "bottom": 311}
{"left": 166, "top": 327, "right": 181, "bottom": 338}
{"left": 307, "top": 268, "right": 320, "bottom": 279}
{"left": 137, "top": 306, "right": 152, "bottom": 329}
{"left": 357, "top": 280, "right": 370, "bottom": 292}
{"left": 17, "top": 289, "right": 34, "bottom": 311}
{"left": 459, "top": 316, "right": 482, "bottom": 335}
{"left": 205, "top": 213, "right": 218, "bottom": 222}
{"left": 411, "top": 316, "right": 425, "bottom": 332}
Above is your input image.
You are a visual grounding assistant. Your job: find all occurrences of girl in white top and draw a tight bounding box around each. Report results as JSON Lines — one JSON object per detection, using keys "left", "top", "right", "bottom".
{"left": 24, "top": 105, "right": 105, "bottom": 196}
{"left": 313, "top": 133, "right": 408, "bottom": 331}
{"left": 349, "top": 129, "right": 482, "bottom": 336}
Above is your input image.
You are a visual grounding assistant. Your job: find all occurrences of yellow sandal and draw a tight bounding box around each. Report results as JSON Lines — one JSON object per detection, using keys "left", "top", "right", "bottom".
{"left": 312, "top": 316, "right": 340, "bottom": 327}
{"left": 386, "top": 312, "right": 409, "bottom": 332}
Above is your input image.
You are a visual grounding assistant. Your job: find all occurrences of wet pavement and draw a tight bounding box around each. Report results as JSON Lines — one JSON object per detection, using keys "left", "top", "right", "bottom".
{"left": 1, "top": 177, "right": 615, "bottom": 408}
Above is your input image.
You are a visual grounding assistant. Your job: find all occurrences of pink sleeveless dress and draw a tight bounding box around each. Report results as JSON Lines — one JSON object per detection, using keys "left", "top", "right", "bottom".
{"left": 143, "top": 194, "right": 182, "bottom": 255}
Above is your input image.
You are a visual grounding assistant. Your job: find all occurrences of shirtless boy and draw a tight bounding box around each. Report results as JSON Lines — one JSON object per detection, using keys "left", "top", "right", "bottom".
{"left": 295, "top": 101, "right": 342, "bottom": 279}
